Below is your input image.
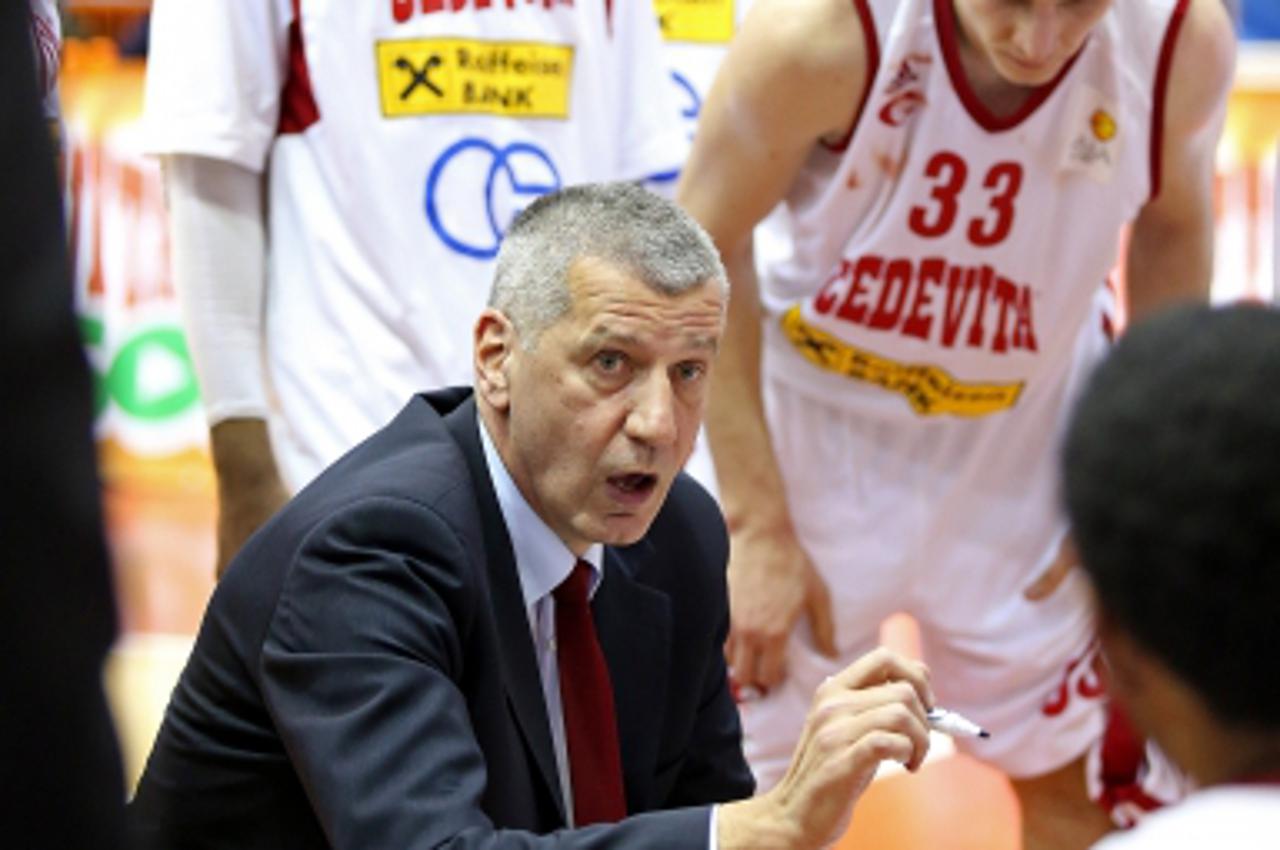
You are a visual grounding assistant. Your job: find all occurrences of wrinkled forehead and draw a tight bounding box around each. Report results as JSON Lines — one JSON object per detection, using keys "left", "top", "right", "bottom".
{"left": 568, "top": 256, "right": 724, "bottom": 309}
{"left": 564, "top": 258, "right": 725, "bottom": 346}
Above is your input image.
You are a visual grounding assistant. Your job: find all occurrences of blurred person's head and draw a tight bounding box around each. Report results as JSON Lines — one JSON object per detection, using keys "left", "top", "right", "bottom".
{"left": 1063, "top": 304, "right": 1280, "bottom": 785}
{"left": 474, "top": 182, "right": 728, "bottom": 555}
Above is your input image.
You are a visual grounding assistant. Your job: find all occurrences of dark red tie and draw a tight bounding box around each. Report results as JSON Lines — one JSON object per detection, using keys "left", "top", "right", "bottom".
{"left": 554, "top": 560, "right": 627, "bottom": 825}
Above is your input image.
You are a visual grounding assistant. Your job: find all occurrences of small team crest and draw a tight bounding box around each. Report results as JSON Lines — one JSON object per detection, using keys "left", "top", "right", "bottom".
{"left": 879, "top": 53, "right": 932, "bottom": 127}
{"left": 1059, "top": 84, "right": 1121, "bottom": 184}
{"left": 1090, "top": 108, "right": 1117, "bottom": 142}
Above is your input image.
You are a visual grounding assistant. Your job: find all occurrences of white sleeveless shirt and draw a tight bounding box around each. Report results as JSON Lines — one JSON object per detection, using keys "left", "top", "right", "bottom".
{"left": 762, "top": 0, "right": 1187, "bottom": 423}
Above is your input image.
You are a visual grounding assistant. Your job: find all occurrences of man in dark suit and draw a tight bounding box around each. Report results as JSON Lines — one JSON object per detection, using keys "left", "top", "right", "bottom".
{"left": 130, "top": 183, "right": 934, "bottom": 849}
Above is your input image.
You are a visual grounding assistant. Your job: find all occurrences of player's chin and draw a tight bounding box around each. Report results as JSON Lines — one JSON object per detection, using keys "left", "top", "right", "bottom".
{"left": 995, "top": 54, "right": 1064, "bottom": 87}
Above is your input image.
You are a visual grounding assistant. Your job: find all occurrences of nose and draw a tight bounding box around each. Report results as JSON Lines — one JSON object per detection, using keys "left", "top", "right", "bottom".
{"left": 1012, "top": 6, "right": 1059, "bottom": 63}
{"left": 625, "top": 370, "right": 679, "bottom": 448}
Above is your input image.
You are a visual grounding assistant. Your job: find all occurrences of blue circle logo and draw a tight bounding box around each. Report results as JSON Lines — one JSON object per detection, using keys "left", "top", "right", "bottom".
{"left": 425, "top": 137, "right": 562, "bottom": 260}
{"left": 670, "top": 69, "right": 702, "bottom": 123}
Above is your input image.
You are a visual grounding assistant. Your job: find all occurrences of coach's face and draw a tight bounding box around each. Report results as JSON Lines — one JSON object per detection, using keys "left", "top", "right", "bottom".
{"left": 955, "top": 0, "right": 1112, "bottom": 87}
{"left": 476, "top": 257, "right": 724, "bottom": 554}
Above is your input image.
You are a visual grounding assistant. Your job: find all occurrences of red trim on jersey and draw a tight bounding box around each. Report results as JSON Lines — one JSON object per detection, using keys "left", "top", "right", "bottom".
{"left": 1101, "top": 277, "right": 1116, "bottom": 342}
{"left": 605, "top": 0, "right": 614, "bottom": 36}
{"left": 820, "top": 0, "right": 880, "bottom": 153}
{"left": 934, "top": 0, "right": 1082, "bottom": 133}
{"left": 1093, "top": 702, "right": 1167, "bottom": 817}
{"left": 1148, "top": 0, "right": 1190, "bottom": 202}
{"left": 278, "top": 0, "right": 321, "bottom": 135}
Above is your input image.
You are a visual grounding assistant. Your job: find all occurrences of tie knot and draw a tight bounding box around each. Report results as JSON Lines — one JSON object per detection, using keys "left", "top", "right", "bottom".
{"left": 554, "top": 560, "right": 593, "bottom": 608}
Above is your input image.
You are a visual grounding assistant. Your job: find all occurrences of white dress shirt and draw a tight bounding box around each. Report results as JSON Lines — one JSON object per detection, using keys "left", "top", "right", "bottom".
{"left": 478, "top": 415, "right": 603, "bottom": 827}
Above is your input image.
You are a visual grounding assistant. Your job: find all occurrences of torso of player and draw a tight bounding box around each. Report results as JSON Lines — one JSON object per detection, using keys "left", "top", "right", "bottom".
{"left": 762, "top": 0, "right": 1184, "bottom": 422}
{"left": 269, "top": 0, "right": 679, "bottom": 392}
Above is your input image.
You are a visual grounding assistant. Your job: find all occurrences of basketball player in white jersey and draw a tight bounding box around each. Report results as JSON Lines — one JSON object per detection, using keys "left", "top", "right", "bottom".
{"left": 1065, "top": 305, "right": 1280, "bottom": 850}
{"left": 144, "top": 1, "right": 686, "bottom": 575}
{"left": 677, "top": 1, "right": 1234, "bottom": 848}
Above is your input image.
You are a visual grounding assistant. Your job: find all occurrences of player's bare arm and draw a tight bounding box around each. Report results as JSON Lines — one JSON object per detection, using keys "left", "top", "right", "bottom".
{"left": 677, "top": 0, "right": 871, "bottom": 691}
{"left": 1126, "top": 0, "right": 1234, "bottom": 321}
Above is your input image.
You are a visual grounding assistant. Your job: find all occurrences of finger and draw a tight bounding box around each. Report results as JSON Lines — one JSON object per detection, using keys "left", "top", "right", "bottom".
{"left": 756, "top": 635, "right": 789, "bottom": 690}
{"left": 819, "top": 699, "right": 931, "bottom": 775}
{"left": 850, "top": 698, "right": 932, "bottom": 770}
{"left": 730, "top": 633, "right": 764, "bottom": 693}
{"left": 1023, "top": 558, "right": 1073, "bottom": 600}
{"left": 825, "top": 679, "right": 931, "bottom": 731}
{"left": 851, "top": 725, "right": 929, "bottom": 776}
{"left": 832, "top": 648, "right": 935, "bottom": 709}
{"left": 1024, "top": 534, "right": 1079, "bottom": 600}
{"left": 724, "top": 633, "right": 763, "bottom": 703}
{"left": 806, "top": 575, "right": 838, "bottom": 658}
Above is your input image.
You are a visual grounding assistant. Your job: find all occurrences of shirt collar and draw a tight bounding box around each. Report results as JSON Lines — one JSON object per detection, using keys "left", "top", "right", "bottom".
{"left": 478, "top": 411, "right": 603, "bottom": 607}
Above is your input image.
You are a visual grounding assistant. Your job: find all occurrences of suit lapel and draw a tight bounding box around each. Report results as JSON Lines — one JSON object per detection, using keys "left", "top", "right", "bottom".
{"left": 595, "top": 541, "right": 672, "bottom": 813}
{"left": 442, "top": 397, "right": 565, "bottom": 822}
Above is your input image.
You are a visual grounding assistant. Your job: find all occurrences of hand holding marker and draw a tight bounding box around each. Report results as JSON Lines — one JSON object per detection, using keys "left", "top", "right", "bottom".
{"left": 734, "top": 672, "right": 990, "bottom": 739}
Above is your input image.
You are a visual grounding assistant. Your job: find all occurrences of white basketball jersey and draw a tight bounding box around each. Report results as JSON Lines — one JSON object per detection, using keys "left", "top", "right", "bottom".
{"left": 145, "top": 0, "right": 686, "bottom": 484}
{"left": 1092, "top": 784, "right": 1280, "bottom": 850}
{"left": 762, "top": 0, "right": 1187, "bottom": 424}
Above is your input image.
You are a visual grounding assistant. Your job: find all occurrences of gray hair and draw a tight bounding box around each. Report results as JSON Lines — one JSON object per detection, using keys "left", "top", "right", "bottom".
{"left": 488, "top": 182, "right": 728, "bottom": 346}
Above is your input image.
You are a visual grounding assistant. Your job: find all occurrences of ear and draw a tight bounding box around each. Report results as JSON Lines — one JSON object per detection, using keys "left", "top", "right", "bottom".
{"left": 474, "top": 308, "right": 517, "bottom": 412}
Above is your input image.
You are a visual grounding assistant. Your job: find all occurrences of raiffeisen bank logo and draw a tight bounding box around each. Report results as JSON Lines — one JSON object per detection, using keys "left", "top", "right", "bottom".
{"left": 425, "top": 136, "right": 562, "bottom": 260}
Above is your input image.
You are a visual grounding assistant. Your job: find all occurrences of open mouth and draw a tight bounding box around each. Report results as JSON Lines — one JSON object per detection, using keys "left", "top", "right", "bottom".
{"left": 607, "top": 473, "right": 658, "bottom": 502}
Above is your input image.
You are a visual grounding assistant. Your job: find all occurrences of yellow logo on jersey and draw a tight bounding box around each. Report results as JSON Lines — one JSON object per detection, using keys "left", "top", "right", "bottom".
{"left": 655, "top": 0, "right": 735, "bottom": 44}
{"left": 781, "top": 307, "right": 1024, "bottom": 416}
{"left": 376, "top": 38, "right": 573, "bottom": 119}
{"left": 1090, "top": 109, "right": 1117, "bottom": 142}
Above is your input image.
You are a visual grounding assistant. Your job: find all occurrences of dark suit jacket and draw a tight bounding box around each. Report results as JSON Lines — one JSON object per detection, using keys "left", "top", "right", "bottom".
{"left": 130, "top": 388, "right": 754, "bottom": 849}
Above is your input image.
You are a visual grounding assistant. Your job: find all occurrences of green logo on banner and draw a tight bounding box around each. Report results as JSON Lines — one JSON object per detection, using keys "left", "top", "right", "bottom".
{"left": 81, "top": 317, "right": 200, "bottom": 422}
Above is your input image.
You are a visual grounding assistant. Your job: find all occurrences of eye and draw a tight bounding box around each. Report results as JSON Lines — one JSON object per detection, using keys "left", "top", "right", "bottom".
{"left": 674, "top": 361, "right": 707, "bottom": 384}
{"left": 594, "top": 350, "right": 628, "bottom": 375}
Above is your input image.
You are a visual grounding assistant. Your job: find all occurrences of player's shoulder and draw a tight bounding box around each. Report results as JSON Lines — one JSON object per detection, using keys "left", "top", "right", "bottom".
{"left": 1175, "top": 0, "right": 1235, "bottom": 64}
{"left": 1162, "top": 0, "right": 1235, "bottom": 134}
{"left": 726, "top": 0, "right": 871, "bottom": 136}
{"left": 736, "top": 0, "right": 869, "bottom": 80}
